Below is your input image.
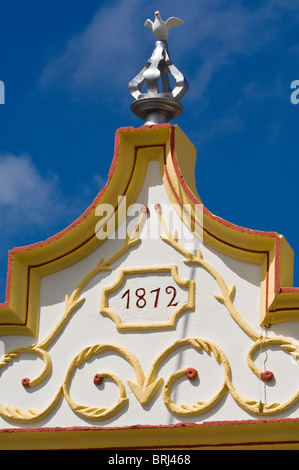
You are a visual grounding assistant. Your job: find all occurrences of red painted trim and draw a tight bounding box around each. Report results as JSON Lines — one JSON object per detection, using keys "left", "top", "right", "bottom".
{"left": 261, "top": 370, "right": 274, "bottom": 382}
{"left": 0, "top": 140, "right": 166, "bottom": 327}
{"left": 0, "top": 127, "right": 142, "bottom": 325}
{"left": 165, "top": 125, "right": 299, "bottom": 312}
{"left": 162, "top": 130, "right": 272, "bottom": 315}
{"left": 3, "top": 420, "right": 299, "bottom": 449}
{"left": 186, "top": 367, "right": 198, "bottom": 380}
{"left": 0, "top": 127, "right": 133, "bottom": 310}
{"left": 1, "top": 415, "right": 299, "bottom": 435}
{"left": 1, "top": 124, "right": 298, "bottom": 324}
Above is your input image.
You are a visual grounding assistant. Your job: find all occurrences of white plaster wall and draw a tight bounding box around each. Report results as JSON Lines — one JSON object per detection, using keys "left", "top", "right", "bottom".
{"left": 0, "top": 160, "right": 299, "bottom": 429}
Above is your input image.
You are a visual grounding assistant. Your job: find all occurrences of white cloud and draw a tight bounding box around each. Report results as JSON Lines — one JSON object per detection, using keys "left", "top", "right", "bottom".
{"left": 93, "top": 173, "right": 107, "bottom": 189}
{"left": 39, "top": 0, "right": 298, "bottom": 106}
{"left": 0, "top": 153, "right": 66, "bottom": 231}
{"left": 175, "top": 0, "right": 296, "bottom": 100}
{"left": 40, "top": 0, "right": 143, "bottom": 99}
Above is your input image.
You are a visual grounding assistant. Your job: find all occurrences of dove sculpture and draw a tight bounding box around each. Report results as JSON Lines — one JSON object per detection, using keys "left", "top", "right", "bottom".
{"left": 145, "top": 11, "right": 184, "bottom": 40}
{"left": 129, "top": 11, "right": 188, "bottom": 124}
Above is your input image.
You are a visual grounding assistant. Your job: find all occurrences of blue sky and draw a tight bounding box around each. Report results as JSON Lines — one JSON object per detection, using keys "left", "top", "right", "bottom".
{"left": 0, "top": 0, "right": 298, "bottom": 300}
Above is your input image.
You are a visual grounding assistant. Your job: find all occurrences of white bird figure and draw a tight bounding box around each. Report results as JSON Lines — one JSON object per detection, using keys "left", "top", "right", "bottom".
{"left": 144, "top": 11, "right": 184, "bottom": 40}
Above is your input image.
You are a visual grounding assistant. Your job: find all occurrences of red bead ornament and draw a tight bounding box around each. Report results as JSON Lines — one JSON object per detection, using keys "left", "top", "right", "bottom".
{"left": 154, "top": 203, "right": 161, "bottom": 211}
{"left": 141, "top": 205, "right": 149, "bottom": 213}
{"left": 22, "top": 378, "right": 30, "bottom": 388}
{"left": 186, "top": 368, "right": 198, "bottom": 381}
{"left": 261, "top": 370, "right": 274, "bottom": 382}
{"left": 93, "top": 373, "right": 103, "bottom": 385}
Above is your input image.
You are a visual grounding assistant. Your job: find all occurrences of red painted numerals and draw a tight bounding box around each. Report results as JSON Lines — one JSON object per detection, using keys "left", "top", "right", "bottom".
{"left": 121, "top": 286, "right": 179, "bottom": 309}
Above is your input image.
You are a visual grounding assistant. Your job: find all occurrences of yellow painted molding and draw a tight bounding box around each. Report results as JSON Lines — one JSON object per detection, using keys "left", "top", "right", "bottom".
{"left": 0, "top": 211, "right": 296, "bottom": 421}
{"left": 0, "top": 122, "right": 298, "bottom": 334}
{"left": 1, "top": 418, "right": 299, "bottom": 450}
{"left": 0, "top": 122, "right": 299, "bottom": 449}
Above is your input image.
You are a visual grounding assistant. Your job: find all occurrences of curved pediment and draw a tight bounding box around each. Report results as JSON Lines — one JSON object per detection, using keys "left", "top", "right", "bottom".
{"left": 0, "top": 124, "right": 299, "bottom": 445}
{"left": 0, "top": 124, "right": 297, "bottom": 336}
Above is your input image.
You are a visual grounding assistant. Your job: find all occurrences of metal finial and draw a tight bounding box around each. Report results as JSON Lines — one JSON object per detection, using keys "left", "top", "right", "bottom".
{"left": 129, "top": 11, "right": 189, "bottom": 125}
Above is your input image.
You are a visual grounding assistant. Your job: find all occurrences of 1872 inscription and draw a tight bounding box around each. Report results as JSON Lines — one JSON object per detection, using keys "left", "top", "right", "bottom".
{"left": 100, "top": 265, "right": 195, "bottom": 331}
{"left": 121, "top": 286, "right": 179, "bottom": 309}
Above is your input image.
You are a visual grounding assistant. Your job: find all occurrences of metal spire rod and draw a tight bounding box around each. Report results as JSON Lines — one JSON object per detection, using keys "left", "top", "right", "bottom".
{"left": 129, "top": 11, "right": 189, "bottom": 125}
